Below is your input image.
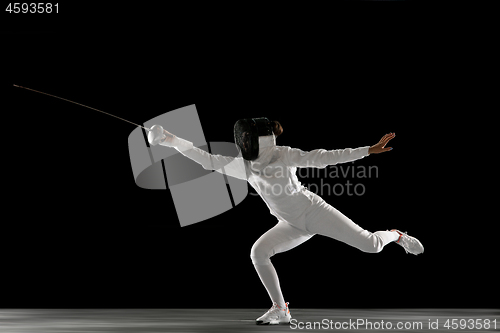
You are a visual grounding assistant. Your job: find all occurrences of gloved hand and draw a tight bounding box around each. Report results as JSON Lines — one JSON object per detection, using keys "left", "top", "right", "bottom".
{"left": 147, "top": 125, "right": 175, "bottom": 146}
{"left": 160, "top": 128, "right": 175, "bottom": 146}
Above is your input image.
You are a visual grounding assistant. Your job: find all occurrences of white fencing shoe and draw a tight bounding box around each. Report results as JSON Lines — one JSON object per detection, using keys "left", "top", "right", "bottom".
{"left": 256, "top": 302, "right": 291, "bottom": 325}
{"left": 391, "top": 229, "right": 424, "bottom": 255}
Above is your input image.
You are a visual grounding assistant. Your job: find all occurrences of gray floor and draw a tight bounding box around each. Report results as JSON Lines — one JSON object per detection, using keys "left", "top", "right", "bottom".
{"left": 0, "top": 309, "right": 498, "bottom": 332}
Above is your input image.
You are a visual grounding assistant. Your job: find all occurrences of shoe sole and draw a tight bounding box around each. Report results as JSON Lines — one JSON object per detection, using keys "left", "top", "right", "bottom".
{"left": 256, "top": 316, "right": 292, "bottom": 325}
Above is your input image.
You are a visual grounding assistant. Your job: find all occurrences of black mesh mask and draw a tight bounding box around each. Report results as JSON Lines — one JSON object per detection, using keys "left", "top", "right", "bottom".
{"left": 234, "top": 117, "right": 273, "bottom": 161}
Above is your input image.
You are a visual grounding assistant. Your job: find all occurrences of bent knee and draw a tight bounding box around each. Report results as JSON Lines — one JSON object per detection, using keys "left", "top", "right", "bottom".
{"left": 250, "top": 243, "right": 273, "bottom": 265}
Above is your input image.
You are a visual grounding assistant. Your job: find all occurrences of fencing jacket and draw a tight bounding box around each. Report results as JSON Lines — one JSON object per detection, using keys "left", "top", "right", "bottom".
{"left": 161, "top": 135, "right": 370, "bottom": 230}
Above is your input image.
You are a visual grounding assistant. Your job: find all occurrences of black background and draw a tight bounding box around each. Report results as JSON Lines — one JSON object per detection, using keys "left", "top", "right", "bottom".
{"left": 2, "top": 4, "right": 495, "bottom": 309}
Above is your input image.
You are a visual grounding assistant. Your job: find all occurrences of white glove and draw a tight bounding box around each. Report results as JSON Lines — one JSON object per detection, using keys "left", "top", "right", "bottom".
{"left": 147, "top": 125, "right": 175, "bottom": 146}
{"left": 160, "top": 128, "right": 175, "bottom": 146}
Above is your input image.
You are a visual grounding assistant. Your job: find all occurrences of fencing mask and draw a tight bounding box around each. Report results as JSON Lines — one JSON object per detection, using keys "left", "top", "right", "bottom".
{"left": 234, "top": 117, "right": 274, "bottom": 161}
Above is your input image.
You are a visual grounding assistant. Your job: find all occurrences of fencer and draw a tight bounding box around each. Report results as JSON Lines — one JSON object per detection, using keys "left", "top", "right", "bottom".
{"left": 12, "top": 86, "right": 423, "bottom": 324}
{"left": 150, "top": 118, "right": 424, "bottom": 325}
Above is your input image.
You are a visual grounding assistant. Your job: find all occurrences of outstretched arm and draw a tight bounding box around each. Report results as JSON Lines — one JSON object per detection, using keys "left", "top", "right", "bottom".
{"left": 283, "top": 145, "right": 370, "bottom": 168}
{"left": 158, "top": 128, "right": 247, "bottom": 180}
{"left": 283, "top": 133, "right": 396, "bottom": 168}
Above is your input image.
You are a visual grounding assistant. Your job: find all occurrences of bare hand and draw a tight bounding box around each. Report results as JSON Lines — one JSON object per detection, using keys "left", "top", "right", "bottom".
{"left": 369, "top": 133, "right": 395, "bottom": 154}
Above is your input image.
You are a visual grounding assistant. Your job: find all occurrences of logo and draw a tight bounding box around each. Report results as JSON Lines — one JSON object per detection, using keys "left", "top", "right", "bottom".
{"left": 128, "top": 105, "right": 248, "bottom": 227}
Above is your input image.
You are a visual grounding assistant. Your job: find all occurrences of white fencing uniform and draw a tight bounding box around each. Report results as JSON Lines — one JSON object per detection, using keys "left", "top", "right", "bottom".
{"left": 163, "top": 134, "right": 398, "bottom": 306}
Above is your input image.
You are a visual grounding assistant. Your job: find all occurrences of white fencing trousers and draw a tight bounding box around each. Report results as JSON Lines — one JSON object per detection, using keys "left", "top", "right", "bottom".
{"left": 251, "top": 221, "right": 313, "bottom": 308}
{"left": 250, "top": 198, "right": 399, "bottom": 306}
{"left": 304, "top": 197, "right": 399, "bottom": 253}
{"left": 251, "top": 201, "right": 398, "bottom": 266}
{"left": 251, "top": 221, "right": 314, "bottom": 266}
